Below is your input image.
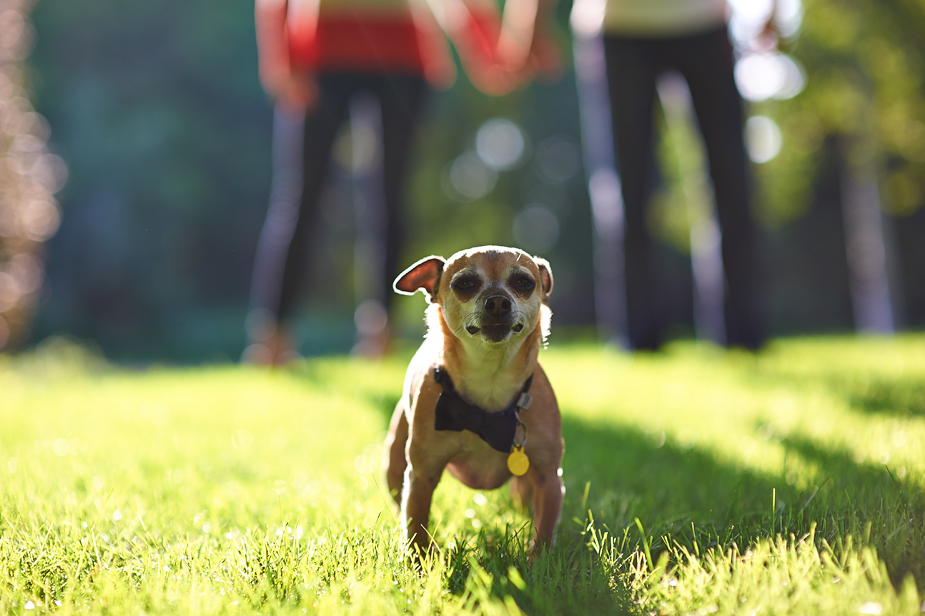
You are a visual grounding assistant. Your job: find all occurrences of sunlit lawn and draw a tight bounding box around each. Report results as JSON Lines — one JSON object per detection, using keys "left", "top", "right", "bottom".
{"left": 2, "top": 335, "right": 924, "bottom": 614}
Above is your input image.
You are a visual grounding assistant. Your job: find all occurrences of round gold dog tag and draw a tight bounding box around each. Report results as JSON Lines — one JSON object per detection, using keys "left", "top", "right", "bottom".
{"left": 507, "top": 448, "right": 530, "bottom": 476}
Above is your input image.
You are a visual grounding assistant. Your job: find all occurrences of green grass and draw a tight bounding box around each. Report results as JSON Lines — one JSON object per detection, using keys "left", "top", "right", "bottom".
{"left": 2, "top": 335, "right": 925, "bottom": 615}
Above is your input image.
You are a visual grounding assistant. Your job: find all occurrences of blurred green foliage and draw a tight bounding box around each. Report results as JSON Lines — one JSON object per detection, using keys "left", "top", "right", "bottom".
{"left": 754, "top": 0, "right": 925, "bottom": 222}
{"left": 19, "top": 0, "right": 925, "bottom": 360}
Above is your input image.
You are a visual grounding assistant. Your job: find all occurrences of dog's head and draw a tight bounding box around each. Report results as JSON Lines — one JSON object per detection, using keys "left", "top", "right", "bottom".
{"left": 394, "top": 245, "right": 553, "bottom": 345}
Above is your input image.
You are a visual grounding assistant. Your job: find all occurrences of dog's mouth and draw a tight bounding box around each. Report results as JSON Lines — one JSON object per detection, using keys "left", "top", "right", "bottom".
{"left": 465, "top": 320, "right": 525, "bottom": 342}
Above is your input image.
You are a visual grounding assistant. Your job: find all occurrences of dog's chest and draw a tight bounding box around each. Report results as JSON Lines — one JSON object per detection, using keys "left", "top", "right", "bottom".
{"left": 462, "top": 382, "right": 523, "bottom": 412}
{"left": 456, "top": 372, "right": 523, "bottom": 411}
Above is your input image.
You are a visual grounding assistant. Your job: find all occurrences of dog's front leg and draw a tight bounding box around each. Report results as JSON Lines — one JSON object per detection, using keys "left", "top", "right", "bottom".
{"left": 530, "top": 470, "right": 565, "bottom": 553}
{"left": 400, "top": 461, "right": 442, "bottom": 555}
{"left": 384, "top": 401, "right": 409, "bottom": 504}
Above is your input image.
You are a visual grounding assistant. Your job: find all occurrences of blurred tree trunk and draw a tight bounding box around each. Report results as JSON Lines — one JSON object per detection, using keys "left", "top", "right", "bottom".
{"left": 838, "top": 134, "right": 900, "bottom": 334}
{"left": 0, "top": 0, "right": 63, "bottom": 350}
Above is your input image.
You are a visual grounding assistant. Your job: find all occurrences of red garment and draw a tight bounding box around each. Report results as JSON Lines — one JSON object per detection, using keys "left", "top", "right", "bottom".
{"left": 289, "top": 12, "right": 427, "bottom": 73}
{"left": 256, "top": 0, "right": 500, "bottom": 84}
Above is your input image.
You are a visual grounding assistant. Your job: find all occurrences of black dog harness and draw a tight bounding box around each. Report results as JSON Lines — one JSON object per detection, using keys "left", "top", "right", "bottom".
{"left": 432, "top": 366, "right": 533, "bottom": 453}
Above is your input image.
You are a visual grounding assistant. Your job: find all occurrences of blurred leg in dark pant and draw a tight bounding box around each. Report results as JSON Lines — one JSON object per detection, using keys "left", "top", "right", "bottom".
{"left": 603, "top": 27, "right": 764, "bottom": 351}
{"left": 247, "top": 73, "right": 428, "bottom": 361}
{"left": 603, "top": 35, "right": 664, "bottom": 351}
{"left": 672, "top": 29, "right": 764, "bottom": 349}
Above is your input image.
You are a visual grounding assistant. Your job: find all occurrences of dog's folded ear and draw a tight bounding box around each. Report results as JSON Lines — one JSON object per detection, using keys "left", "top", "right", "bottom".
{"left": 534, "top": 256, "right": 553, "bottom": 301}
{"left": 394, "top": 256, "right": 445, "bottom": 301}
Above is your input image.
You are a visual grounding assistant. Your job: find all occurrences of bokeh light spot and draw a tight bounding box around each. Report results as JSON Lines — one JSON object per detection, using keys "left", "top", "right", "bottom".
{"left": 745, "top": 116, "right": 782, "bottom": 163}
{"left": 476, "top": 118, "right": 525, "bottom": 171}
{"left": 735, "top": 52, "right": 805, "bottom": 102}
{"left": 444, "top": 151, "right": 497, "bottom": 201}
{"left": 52, "top": 438, "right": 69, "bottom": 456}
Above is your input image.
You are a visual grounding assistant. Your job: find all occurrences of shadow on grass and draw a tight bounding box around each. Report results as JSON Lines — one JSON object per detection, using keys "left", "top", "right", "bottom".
{"left": 835, "top": 376, "right": 925, "bottom": 417}
{"left": 756, "top": 351, "right": 925, "bottom": 418}
{"left": 559, "top": 415, "right": 925, "bottom": 589}
{"left": 778, "top": 433, "right": 925, "bottom": 586}
{"left": 364, "top": 402, "right": 923, "bottom": 612}
{"left": 296, "top": 352, "right": 925, "bottom": 608}
{"left": 430, "top": 417, "right": 782, "bottom": 616}
{"left": 560, "top": 416, "right": 782, "bottom": 550}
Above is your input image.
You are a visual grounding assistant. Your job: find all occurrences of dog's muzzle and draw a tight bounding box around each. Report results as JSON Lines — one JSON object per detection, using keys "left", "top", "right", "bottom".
{"left": 464, "top": 294, "right": 523, "bottom": 342}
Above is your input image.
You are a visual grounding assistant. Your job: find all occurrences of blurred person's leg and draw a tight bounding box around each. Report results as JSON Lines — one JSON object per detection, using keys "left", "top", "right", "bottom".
{"left": 352, "top": 75, "right": 429, "bottom": 356}
{"left": 674, "top": 28, "right": 765, "bottom": 349}
{"left": 376, "top": 76, "right": 429, "bottom": 307}
{"left": 246, "top": 74, "right": 353, "bottom": 363}
{"left": 246, "top": 105, "right": 307, "bottom": 363}
{"left": 603, "top": 35, "right": 665, "bottom": 351}
{"left": 276, "top": 75, "right": 354, "bottom": 327}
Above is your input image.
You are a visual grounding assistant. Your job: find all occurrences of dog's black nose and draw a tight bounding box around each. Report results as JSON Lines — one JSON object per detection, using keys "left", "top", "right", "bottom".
{"left": 484, "top": 295, "right": 511, "bottom": 316}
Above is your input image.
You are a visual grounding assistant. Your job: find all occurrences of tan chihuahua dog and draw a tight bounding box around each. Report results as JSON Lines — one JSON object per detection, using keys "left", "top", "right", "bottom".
{"left": 384, "top": 245, "right": 564, "bottom": 557}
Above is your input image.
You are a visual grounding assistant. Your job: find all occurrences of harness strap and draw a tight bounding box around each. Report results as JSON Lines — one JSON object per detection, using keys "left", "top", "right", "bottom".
{"left": 432, "top": 366, "right": 533, "bottom": 453}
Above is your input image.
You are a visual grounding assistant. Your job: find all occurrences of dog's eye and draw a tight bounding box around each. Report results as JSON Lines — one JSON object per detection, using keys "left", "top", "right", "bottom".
{"left": 452, "top": 276, "right": 479, "bottom": 292}
{"left": 512, "top": 275, "right": 536, "bottom": 291}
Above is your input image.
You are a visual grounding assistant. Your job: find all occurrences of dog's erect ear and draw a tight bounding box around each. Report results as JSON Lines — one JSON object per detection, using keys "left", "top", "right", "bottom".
{"left": 534, "top": 257, "right": 553, "bottom": 300}
{"left": 394, "top": 256, "right": 445, "bottom": 301}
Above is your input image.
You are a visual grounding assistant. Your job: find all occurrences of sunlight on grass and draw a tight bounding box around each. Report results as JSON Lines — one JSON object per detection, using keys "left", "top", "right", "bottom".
{"left": 1, "top": 335, "right": 924, "bottom": 614}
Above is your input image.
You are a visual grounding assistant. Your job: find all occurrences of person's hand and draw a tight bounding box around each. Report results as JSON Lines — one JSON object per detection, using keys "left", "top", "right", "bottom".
{"left": 496, "top": 0, "right": 561, "bottom": 88}
{"left": 747, "top": 13, "right": 780, "bottom": 53}
{"left": 460, "top": 56, "right": 521, "bottom": 95}
{"left": 260, "top": 68, "right": 318, "bottom": 111}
